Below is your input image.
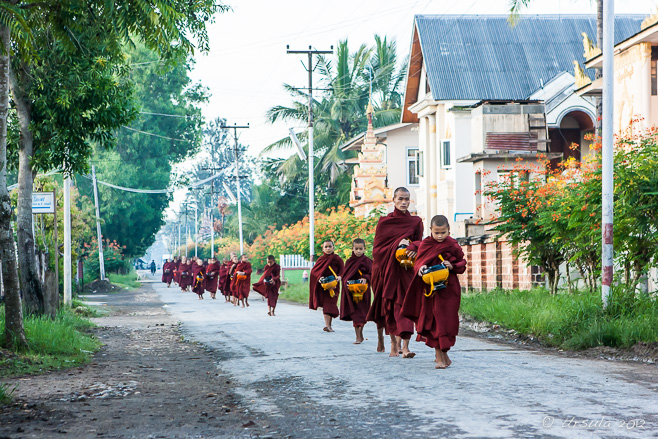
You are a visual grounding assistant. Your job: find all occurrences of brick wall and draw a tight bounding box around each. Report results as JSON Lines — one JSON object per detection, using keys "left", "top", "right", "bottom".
{"left": 456, "top": 235, "right": 543, "bottom": 291}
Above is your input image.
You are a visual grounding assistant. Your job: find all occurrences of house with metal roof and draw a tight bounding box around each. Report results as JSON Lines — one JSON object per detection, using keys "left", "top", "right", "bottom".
{"left": 577, "top": 11, "right": 658, "bottom": 132}
{"left": 401, "top": 14, "right": 644, "bottom": 234}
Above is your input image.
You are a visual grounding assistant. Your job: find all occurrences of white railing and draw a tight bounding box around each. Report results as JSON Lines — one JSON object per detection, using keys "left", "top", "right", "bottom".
{"left": 279, "top": 254, "right": 311, "bottom": 269}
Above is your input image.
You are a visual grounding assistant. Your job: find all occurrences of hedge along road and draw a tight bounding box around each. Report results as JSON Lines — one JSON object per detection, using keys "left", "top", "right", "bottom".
{"left": 154, "top": 282, "right": 657, "bottom": 438}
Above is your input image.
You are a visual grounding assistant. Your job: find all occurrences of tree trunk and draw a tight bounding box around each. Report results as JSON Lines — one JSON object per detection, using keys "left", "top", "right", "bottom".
{"left": 0, "top": 25, "right": 27, "bottom": 349}
{"left": 9, "top": 59, "right": 44, "bottom": 315}
{"left": 565, "top": 261, "right": 573, "bottom": 294}
{"left": 595, "top": 0, "right": 603, "bottom": 138}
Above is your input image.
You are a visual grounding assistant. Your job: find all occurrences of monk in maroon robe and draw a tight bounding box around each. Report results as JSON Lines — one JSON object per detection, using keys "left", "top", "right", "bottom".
{"left": 402, "top": 215, "right": 466, "bottom": 369}
{"left": 204, "top": 257, "right": 221, "bottom": 299}
{"left": 366, "top": 187, "right": 423, "bottom": 358}
{"left": 309, "top": 240, "right": 344, "bottom": 332}
{"left": 219, "top": 259, "right": 231, "bottom": 302}
{"left": 232, "top": 255, "right": 252, "bottom": 308}
{"left": 162, "top": 259, "right": 175, "bottom": 287}
{"left": 191, "top": 257, "right": 206, "bottom": 299}
{"left": 227, "top": 253, "right": 239, "bottom": 305}
{"left": 178, "top": 257, "right": 192, "bottom": 292}
{"left": 253, "top": 255, "right": 281, "bottom": 316}
{"left": 173, "top": 257, "right": 181, "bottom": 285}
{"left": 339, "top": 239, "right": 373, "bottom": 344}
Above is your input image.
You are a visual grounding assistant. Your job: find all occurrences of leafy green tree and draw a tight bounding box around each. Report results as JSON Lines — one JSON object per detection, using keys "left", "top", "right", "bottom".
{"left": 77, "top": 43, "right": 208, "bottom": 259}
{"left": 6, "top": 0, "right": 223, "bottom": 312}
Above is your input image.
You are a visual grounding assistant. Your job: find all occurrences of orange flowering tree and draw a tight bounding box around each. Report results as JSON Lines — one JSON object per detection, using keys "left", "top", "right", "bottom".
{"left": 485, "top": 125, "right": 658, "bottom": 294}
{"left": 248, "top": 206, "right": 380, "bottom": 267}
{"left": 82, "top": 238, "right": 130, "bottom": 275}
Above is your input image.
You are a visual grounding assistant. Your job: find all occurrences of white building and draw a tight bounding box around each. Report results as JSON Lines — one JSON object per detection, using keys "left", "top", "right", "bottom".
{"left": 400, "top": 14, "right": 643, "bottom": 235}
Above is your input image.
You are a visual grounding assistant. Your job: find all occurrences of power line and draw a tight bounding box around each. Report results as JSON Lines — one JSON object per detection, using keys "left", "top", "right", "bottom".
{"left": 139, "top": 111, "right": 200, "bottom": 118}
{"left": 121, "top": 126, "right": 197, "bottom": 142}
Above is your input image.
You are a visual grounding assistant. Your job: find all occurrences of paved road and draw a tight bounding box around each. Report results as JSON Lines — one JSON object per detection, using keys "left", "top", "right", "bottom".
{"left": 152, "top": 282, "right": 657, "bottom": 438}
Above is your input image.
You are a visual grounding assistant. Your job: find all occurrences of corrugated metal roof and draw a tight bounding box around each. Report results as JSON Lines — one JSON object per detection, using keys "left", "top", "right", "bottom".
{"left": 415, "top": 14, "right": 644, "bottom": 101}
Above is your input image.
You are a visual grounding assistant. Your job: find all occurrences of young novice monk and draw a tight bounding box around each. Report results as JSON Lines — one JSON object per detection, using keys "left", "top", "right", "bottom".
{"left": 228, "top": 253, "right": 239, "bottom": 305}
{"left": 205, "top": 257, "right": 221, "bottom": 299}
{"left": 401, "top": 215, "right": 467, "bottom": 369}
{"left": 192, "top": 257, "right": 206, "bottom": 299}
{"left": 252, "top": 255, "right": 281, "bottom": 316}
{"left": 309, "top": 240, "right": 344, "bottom": 332}
{"left": 219, "top": 257, "right": 231, "bottom": 302}
{"left": 339, "top": 239, "right": 373, "bottom": 344}
{"left": 232, "top": 254, "right": 253, "bottom": 308}
{"left": 178, "top": 256, "right": 192, "bottom": 292}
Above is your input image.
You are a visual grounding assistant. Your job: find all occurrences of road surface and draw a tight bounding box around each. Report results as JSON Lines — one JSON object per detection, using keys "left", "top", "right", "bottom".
{"left": 153, "top": 281, "right": 657, "bottom": 438}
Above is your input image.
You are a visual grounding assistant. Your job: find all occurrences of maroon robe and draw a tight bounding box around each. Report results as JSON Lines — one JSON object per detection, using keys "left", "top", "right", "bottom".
{"left": 192, "top": 262, "right": 205, "bottom": 296}
{"left": 162, "top": 261, "right": 175, "bottom": 284}
{"left": 309, "top": 253, "right": 344, "bottom": 318}
{"left": 219, "top": 262, "right": 230, "bottom": 297}
{"left": 178, "top": 262, "right": 193, "bottom": 290}
{"left": 339, "top": 253, "right": 373, "bottom": 327}
{"left": 232, "top": 261, "right": 252, "bottom": 299}
{"left": 366, "top": 208, "right": 423, "bottom": 339}
{"left": 204, "top": 262, "right": 221, "bottom": 293}
{"left": 253, "top": 263, "right": 281, "bottom": 308}
{"left": 401, "top": 236, "right": 466, "bottom": 352}
{"left": 226, "top": 261, "right": 238, "bottom": 297}
{"left": 173, "top": 259, "right": 181, "bottom": 284}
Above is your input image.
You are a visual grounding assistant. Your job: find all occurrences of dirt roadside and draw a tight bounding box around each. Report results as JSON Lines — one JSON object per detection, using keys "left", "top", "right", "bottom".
{"left": 0, "top": 285, "right": 279, "bottom": 439}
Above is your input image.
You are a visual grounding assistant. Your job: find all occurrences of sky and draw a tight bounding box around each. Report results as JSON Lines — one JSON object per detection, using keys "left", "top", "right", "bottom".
{"left": 189, "top": 0, "right": 656, "bottom": 156}
{"left": 166, "top": 0, "right": 657, "bottom": 219}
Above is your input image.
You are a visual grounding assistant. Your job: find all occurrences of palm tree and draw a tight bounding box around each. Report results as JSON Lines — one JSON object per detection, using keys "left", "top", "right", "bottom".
{"left": 264, "top": 35, "right": 406, "bottom": 209}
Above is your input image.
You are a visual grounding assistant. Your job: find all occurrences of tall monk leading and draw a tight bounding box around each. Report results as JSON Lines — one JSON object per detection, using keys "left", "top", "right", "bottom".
{"left": 228, "top": 253, "right": 239, "bottom": 305}
{"left": 232, "top": 254, "right": 252, "bottom": 308}
{"left": 367, "top": 187, "right": 423, "bottom": 358}
{"left": 252, "top": 255, "right": 281, "bottom": 316}
{"left": 162, "top": 258, "right": 175, "bottom": 287}
{"left": 205, "top": 257, "right": 221, "bottom": 299}
{"left": 402, "top": 215, "right": 467, "bottom": 369}
{"left": 340, "top": 239, "right": 373, "bottom": 344}
{"left": 309, "top": 239, "right": 344, "bottom": 332}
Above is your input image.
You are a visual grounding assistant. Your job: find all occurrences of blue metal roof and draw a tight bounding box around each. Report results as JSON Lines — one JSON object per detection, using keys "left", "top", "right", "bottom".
{"left": 415, "top": 14, "right": 645, "bottom": 101}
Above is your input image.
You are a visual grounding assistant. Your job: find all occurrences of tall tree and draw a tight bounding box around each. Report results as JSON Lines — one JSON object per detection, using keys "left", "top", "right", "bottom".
{"left": 78, "top": 43, "right": 208, "bottom": 259}
{"left": 7, "top": 0, "right": 223, "bottom": 312}
{"left": 0, "top": 16, "right": 26, "bottom": 348}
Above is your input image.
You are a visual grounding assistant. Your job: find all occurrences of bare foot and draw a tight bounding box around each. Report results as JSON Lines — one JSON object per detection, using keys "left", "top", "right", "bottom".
{"left": 376, "top": 336, "right": 385, "bottom": 352}
{"left": 402, "top": 351, "right": 416, "bottom": 358}
{"left": 389, "top": 340, "right": 400, "bottom": 357}
{"left": 353, "top": 337, "right": 364, "bottom": 345}
{"left": 435, "top": 351, "right": 450, "bottom": 368}
{"left": 267, "top": 311, "right": 272, "bottom": 316}
{"left": 323, "top": 327, "right": 330, "bottom": 332}
{"left": 326, "top": 327, "right": 334, "bottom": 332}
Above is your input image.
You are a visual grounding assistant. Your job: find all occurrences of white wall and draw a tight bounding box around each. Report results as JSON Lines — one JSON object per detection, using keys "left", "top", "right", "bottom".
{"left": 384, "top": 124, "right": 420, "bottom": 210}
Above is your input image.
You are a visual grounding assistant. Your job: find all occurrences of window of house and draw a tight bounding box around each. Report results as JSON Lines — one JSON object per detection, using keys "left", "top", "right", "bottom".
{"left": 406, "top": 148, "right": 419, "bottom": 185}
{"left": 652, "top": 60, "right": 657, "bottom": 96}
{"left": 415, "top": 150, "right": 424, "bottom": 177}
{"left": 441, "top": 141, "right": 452, "bottom": 168}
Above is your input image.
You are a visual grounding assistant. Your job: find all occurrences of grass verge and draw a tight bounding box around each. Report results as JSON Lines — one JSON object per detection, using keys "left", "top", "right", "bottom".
{"left": 0, "top": 382, "right": 16, "bottom": 404}
{"left": 460, "top": 287, "right": 658, "bottom": 350}
{"left": 107, "top": 270, "right": 140, "bottom": 290}
{"left": 279, "top": 282, "right": 309, "bottom": 305}
{"left": 0, "top": 304, "right": 101, "bottom": 378}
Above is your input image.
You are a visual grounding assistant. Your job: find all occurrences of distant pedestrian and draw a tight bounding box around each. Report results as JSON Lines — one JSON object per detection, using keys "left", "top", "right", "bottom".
{"left": 302, "top": 270, "right": 309, "bottom": 283}
{"left": 150, "top": 260, "right": 156, "bottom": 275}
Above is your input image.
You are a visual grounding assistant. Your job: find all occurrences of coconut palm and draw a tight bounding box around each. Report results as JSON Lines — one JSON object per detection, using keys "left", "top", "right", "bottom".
{"left": 264, "top": 35, "right": 406, "bottom": 209}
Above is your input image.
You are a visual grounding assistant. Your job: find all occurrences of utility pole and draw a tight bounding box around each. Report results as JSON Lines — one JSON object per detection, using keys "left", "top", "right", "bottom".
{"left": 220, "top": 123, "right": 249, "bottom": 255}
{"left": 286, "top": 45, "right": 333, "bottom": 263}
{"left": 601, "top": 0, "right": 614, "bottom": 307}
{"left": 63, "top": 176, "right": 72, "bottom": 305}
{"left": 177, "top": 220, "right": 181, "bottom": 256}
{"left": 91, "top": 165, "right": 105, "bottom": 280}
{"left": 182, "top": 202, "right": 190, "bottom": 258}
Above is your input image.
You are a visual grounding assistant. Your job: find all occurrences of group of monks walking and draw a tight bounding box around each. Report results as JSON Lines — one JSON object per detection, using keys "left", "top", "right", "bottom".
{"left": 160, "top": 186, "right": 466, "bottom": 369}
{"left": 308, "top": 187, "right": 467, "bottom": 369}
{"left": 161, "top": 252, "right": 282, "bottom": 314}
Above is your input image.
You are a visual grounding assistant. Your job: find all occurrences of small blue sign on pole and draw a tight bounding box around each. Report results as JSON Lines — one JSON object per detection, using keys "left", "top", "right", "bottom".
{"left": 32, "top": 192, "right": 56, "bottom": 214}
